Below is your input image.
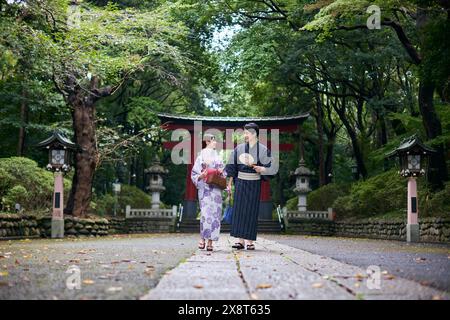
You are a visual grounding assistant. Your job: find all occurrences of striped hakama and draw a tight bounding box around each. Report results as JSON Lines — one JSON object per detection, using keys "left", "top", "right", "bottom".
{"left": 225, "top": 142, "right": 272, "bottom": 241}
{"left": 231, "top": 177, "right": 261, "bottom": 240}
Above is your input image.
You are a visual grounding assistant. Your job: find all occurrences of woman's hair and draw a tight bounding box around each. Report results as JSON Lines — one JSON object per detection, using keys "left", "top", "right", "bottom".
{"left": 203, "top": 133, "right": 216, "bottom": 143}
{"left": 244, "top": 122, "right": 259, "bottom": 137}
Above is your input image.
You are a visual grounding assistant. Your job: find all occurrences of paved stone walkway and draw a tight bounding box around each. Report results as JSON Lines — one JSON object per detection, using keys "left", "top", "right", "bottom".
{"left": 265, "top": 234, "right": 450, "bottom": 292}
{"left": 141, "top": 236, "right": 449, "bottom": 300}
{"left": 0, "top": 234, "right": 198, "bottom": 300}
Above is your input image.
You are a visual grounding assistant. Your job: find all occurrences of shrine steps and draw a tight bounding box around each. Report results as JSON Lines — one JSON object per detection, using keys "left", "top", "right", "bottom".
{"left": 177, "top": 219, "right": 282, "bottom": 234}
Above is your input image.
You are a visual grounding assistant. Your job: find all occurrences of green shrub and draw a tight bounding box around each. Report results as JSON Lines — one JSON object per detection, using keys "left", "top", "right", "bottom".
{"left": 285, "top": 183, "right": 350, "bottom": 211}
{"left": 332, "top": 169, "right": 432, "bottom": 220}
{"left": 422, "top": 182, "right": 450, "bottom": 217}
{"left": 0, "top": 157, "right": 71, "bottom": 211}
{"left": 94, "top": 185, "right": 153, "bottom": 216}
{"left": 285, "top": 196, "right": 297, "bottom": 211}
{"left": 118, "top": 185, "right": 152, "bottom": 209}
{"left": 3, "top": 185, "right": 29, "bottom": 209}
{"left": 307, "top": 183, "right": 350, "bottom": 211}
{"left": 0, "top": 167, "right": 13, "bottom": 196}
{"left": 94, "top": 194, "right": 118, "bottom": 216}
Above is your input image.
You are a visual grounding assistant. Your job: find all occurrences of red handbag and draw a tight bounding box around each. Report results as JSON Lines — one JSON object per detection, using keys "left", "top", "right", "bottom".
{"left": 205, "top": 168, "right": 227, "bottom": 190}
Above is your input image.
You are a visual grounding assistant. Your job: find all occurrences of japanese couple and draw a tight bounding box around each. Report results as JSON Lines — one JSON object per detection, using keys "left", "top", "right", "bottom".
{"left": 191, "top": 122, "right": 273, "bottom": 252}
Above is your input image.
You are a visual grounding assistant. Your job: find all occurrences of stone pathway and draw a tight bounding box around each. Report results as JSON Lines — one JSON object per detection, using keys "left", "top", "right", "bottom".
{"left": 141, "top": 236, "right": 449, "bottom": 300}
{"left": 0, "top": 234, "right": 198, "bottom": 300}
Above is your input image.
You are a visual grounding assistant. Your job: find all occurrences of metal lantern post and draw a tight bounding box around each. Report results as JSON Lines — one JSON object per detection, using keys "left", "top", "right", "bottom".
{"left": 387, "top": 135, "right": 436, "bottom": 243}
{"left": 37, "top": 130, "right": 76, "bottom": 239}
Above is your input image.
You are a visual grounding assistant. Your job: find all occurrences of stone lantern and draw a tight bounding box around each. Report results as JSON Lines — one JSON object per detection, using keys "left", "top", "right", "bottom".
{"left": 292, "top": 158, "right": 314, "bottom": 212}
{"left": 386, "top": 134, "right": 436, "bottom": 242}
{"left": 37, "top": 130, "right": 76, "bottom": 238}
{"left": 145, "top": 156, "right": 168, "bottom": 209}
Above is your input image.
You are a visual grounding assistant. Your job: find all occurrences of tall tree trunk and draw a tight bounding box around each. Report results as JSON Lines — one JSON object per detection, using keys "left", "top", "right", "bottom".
{"left": 418, "top": 83, "right": 448, "bottom": 189}
{"left": 17, "top": 88, "right": 28, "bottom": 156}
{"left": 415, "top": 8, "right": 447, "bottom": 189}
{"left": 277, "top": 173, "right": 285, "bottom": 206}
{"left": 65, "top": 89, "right": 98, "bottom": 217}
{"left": 333, "top": 97, "right": 368, "bottom": 179}
{"left": 325, "top": 136, "right": 335, "bottom": 184}
{"left": 314, "top": 93, "right": 326, "bottom": 186}
{"left": 375, "top": 115, "right": 388, "bottom": 148}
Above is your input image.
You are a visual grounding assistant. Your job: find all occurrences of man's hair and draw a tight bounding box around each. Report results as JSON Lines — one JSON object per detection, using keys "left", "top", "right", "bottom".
{"left": 244, "top": 122, "right": 259, "bottom": 137}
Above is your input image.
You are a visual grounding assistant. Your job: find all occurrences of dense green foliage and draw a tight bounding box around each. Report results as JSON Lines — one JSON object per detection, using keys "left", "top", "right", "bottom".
{"left": 0, "top": 0, "right": 448, "bottom": 217}
{"left": 94, "top": 184, "right": 154, "bottom": 216}
{"left": 0, "top": 157, "right": 71, "bottom": 211}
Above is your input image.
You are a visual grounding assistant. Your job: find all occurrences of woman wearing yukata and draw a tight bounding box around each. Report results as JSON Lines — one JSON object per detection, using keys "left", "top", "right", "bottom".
{"left": 225, "top": 123, "right": 273, "bottom": 250}
{"left": 191, "top": 133, "right": 226, "bottom": 252}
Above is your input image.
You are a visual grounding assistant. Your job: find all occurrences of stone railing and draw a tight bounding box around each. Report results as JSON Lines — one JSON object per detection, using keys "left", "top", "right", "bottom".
{"left": 125, "top": 205, "right": 177, "bottom": 219}
{"left": 286, "top": 208, "right": 335, "bottom": 221}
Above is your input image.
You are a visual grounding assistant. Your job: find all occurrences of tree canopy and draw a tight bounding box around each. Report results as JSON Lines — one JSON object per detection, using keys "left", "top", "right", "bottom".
{"left": 0, "top": 0, "right": 448, "bottom": 217}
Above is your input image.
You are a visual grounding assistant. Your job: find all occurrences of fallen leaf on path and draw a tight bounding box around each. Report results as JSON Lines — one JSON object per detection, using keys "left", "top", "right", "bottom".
{"left": 256, "top": 283, "right": 272, "bottom": 289}
{"left": 415, "top": 257, "right": 426, "bottom": 262}
{"left": 384, "top": 274, "right": 395, "bottom": 280}
{"left": 312, "top": 283, "right": 323, "bottom": 288}
{"left": 193, "top": 284, "right": 203, "bottom": 289}
{"left": 355, "top": 273, "right": 366, "bottom": 281}
{"left": 82, "top": 279, "right": 95, "bottom": 285}
{"left": 144, "top": 267, "right": 155, "bottom": 276}
{"left": 106, "top": 287, "right": 122, "bottom": 293}
{"left": 68, "top": 259, "right": 80, "bottom": 263}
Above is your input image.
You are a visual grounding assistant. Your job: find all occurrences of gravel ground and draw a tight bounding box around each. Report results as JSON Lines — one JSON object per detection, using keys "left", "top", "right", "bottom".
{"left": 263, "top": 234, "right": 450, "bottom": 292}
{"left": 0, "top": 234, "right": 198, "bottom": 300}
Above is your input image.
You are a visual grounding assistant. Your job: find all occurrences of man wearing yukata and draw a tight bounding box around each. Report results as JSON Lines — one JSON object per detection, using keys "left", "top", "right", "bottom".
{"left": 225, "top": 123, "right": 274, "bottom": 250}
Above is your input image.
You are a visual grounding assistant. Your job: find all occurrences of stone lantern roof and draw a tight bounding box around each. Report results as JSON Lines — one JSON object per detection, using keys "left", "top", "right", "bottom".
{"left": 292, "top": 158, "right": 314, "bottom": 177}
{"left": 145, "top": 156, "right": 169, "bottom": 175}
{"left": 145, "top": 156, "right": 168, "bottom": 193}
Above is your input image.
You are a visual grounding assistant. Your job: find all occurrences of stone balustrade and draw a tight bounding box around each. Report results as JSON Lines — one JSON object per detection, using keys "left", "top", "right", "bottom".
{"left": 286, "top": 208, "right": 335, "bottom": 220}
{"left": 125, "top": 205, "right": 177, "bottom": 219}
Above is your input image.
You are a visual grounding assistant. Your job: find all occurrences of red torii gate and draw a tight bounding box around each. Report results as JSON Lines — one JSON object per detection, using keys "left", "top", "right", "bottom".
{"left": 158, "top": 113, "right": 309, "bottom": 220}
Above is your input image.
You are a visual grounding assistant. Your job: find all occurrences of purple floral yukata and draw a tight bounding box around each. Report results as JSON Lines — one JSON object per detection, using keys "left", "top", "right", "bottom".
{"left": 191, "top": 148, "right": 226, "bottom": 241}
